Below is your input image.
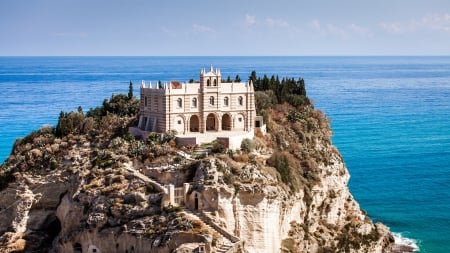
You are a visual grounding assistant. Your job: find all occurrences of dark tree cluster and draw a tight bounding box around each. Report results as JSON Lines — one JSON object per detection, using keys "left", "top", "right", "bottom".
{"left": 87, "top": 93, "right": 140, "bottom": 120}
{"left": 56, "top": 84, "right": 139, "bottom": 137}
{"left": 250, "top": 71, "right": 309, "bottom": 112}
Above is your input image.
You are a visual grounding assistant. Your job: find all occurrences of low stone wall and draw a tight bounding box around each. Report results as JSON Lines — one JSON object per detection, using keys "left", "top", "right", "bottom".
{"left": 175, "top": 137, "right": 196, "bottom": 147}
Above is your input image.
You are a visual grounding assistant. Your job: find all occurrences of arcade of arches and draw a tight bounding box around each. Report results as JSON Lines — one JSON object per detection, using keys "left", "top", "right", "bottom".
{"left": 181, "top": 113, "right": 243, "bottom": 133}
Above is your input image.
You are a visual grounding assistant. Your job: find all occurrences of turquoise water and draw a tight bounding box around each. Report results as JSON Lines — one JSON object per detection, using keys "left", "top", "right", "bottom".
{"left": 1, "top": 56, "right": 449, "bottom": 252}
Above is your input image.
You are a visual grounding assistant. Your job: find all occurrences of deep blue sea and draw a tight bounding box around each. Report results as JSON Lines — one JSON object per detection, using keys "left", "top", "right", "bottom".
{"left": 1, "top": 56, "right": 449, "bottom": 252}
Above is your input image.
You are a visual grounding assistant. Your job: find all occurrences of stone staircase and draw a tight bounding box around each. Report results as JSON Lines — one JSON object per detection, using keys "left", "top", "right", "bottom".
{"left": 126, "top": 162, "right": 242, "bottom": 252}
{"left": 182, "top": 207, "right": 239, "bottom": 253}
{"left": 192, "top": 147, "right": 210, "bottom": 158}
{"left": 124, "top": 163, "right": 168, "bottom": 194}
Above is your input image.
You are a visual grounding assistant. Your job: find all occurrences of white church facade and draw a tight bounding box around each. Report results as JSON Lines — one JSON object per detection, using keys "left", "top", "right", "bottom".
{"left": 135, "top": 66, "right": 261, "bottom": 149}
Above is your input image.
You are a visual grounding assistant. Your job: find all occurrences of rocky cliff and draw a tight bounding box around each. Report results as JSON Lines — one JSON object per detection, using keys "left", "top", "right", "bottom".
{"left": 186, "top": 103, "right": 395, "bottom": 253}
{"left": 0, "top": 97, "right": 398, "bottom": 253}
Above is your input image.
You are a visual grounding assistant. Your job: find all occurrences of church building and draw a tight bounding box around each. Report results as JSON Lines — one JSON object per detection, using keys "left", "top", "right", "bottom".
{"left": 135, "top": 66, "right": 259, "bottom": 148}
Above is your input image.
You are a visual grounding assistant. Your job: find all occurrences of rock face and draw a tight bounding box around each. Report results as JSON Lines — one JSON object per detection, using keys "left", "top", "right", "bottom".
{"left": 0, "top": 102, "right": 396, "bottom": 253}
{"left": 188, "top": 154, "right": 393, "bottom": 253}
{"left": 182, "top": 103, "right": 395, "bottom": 253}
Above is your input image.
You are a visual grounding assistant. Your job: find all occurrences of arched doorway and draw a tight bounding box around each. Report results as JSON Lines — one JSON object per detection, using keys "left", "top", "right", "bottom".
{"left": 194, "top": 193, "right": 199, "bottom": 210}
{"left": 189, "top": 115, "right": 199, "bottom": 132}
{"left": 73, "top": 243, "right": 82, "bottom": 253}
{"left": 222, "top": 114, "right": 231, "bottom": 131}
{"left": 206, "top": 113, "right": 218, "bottom": 131}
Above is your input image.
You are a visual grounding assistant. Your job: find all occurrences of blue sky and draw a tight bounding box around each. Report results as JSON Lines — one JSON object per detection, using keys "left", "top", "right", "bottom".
{"left": 1, "top": 0, "right": 450, "bottom": 56}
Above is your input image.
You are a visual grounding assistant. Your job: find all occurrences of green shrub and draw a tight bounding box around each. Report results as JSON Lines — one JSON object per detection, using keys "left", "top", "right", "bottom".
{"left": 240, "top": 138, "right": 256, "bottom": 153}
{"left": 269, "top": 153, "right": 290, "bottom": 184}
{"left": 211, "top": 140, "right": 225, "bottom": 153}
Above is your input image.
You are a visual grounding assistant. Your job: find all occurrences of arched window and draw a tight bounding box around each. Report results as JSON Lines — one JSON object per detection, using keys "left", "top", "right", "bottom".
{"left": 238, "top": 96, "right": 243, "bottom": 106}
{"left": 209, "top": 96, "right": 215, "bottom": 105}
{"left": 177, "top": 98, "right": 182, "bottom": 108}
{"left": 207, "top": 79, "right": 211, "bottom": 86}
{"left": 213, "top": 79, "right": 217, "bottom": 86}
{"left": 224, "top": 97, "right": 229, "bottom": 106}
{"left": 192, "top": 97, "right": 197, "bottom": 108}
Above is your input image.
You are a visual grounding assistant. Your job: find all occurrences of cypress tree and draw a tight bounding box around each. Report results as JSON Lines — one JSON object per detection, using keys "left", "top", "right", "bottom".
{"left": 128, "top": 81, "right": 133, "bottom": 100}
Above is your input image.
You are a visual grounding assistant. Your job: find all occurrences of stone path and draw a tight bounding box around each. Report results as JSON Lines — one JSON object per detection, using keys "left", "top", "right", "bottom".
{"left": 124, "top": 163, "right": 167, "bottom": 194}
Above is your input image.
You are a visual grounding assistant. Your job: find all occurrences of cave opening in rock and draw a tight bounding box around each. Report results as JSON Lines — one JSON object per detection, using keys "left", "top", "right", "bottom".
{"left": 23, "top": 215, "right": 62, "bottom": 252}
{"left": 73, "top": 242, "right": 82, "bottom": 253}
{"left": 47, "top": 216, "right": 62, "bottom": 239}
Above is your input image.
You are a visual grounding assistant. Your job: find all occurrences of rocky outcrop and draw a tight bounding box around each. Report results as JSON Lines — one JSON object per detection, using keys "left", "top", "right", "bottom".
{"left": 0, "top": 101, "right": 400, "bottom": 253}
{"left": 0, "top": 119, "right": 213, "bottom": 253}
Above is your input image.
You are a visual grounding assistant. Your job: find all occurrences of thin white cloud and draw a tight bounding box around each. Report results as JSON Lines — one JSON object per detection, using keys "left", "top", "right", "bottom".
{"left": 192, "top": 24, "right": 215, "bottom": 33}
{"left": 380, "top": 13, "right": 450, "bottom": 34}
{"left": 309, "top": 19, "right": 321, "bottom": 31}
{"left": 265, "top": 18, "right": 290, "bottom": 28}
{"left": 379, "top": 21, "right": 415, "bottom": 34}
{"left": 348, "top": 23, "right": 372, "bottom": 37}
{"left": 421, "top": 13, "right": 450, "bottom": 32}
{"left": 308, "top": 19, "right": 370, "bottom": 39}
{"left": 245, "top": 14, "right": 256, "bottom": 26}
{"left": 326, "top": 24, "right": 348, "bottom": 39}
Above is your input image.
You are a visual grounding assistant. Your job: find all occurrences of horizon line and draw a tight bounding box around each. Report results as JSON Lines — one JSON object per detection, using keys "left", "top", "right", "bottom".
{"left": 1, "top": 55, "right": 450, "bottom": 57}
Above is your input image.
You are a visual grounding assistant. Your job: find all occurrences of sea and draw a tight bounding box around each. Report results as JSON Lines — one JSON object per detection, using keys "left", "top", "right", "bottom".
{"left": 1, "top": 56, "right": 449, "bottom": 252}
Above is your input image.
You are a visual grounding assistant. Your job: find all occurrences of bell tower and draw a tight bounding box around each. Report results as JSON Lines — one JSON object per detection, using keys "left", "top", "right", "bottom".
{"left": 200, "top": 65, "right": 221, "bottom": 90}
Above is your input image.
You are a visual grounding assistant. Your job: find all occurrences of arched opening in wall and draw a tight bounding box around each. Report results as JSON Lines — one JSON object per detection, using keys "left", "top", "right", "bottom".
{"left": 222, "top": 114, "right": 232, "bottom": 131}
{"left": 206, "top": 113, "right": 217, "bottom": 131}
{"left": 207, "top": 79, "right": 211, "bottom": 86}
{"left": 189, "top": 115, "right": 199, "bottom": 132}
{"left": 213, "top": 79, "right": 217, "bottom": 86}
{"left": 194, "top": 193, "right": 199, "bottom": 210}
{"left": 141, "top": 117, "right": 147, "bottom": 130}
{"left": 73, "top": 243, "right": 82, "bottom": 253}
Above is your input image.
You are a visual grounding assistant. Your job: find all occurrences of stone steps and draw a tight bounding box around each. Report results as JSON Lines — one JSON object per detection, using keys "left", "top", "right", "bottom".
{"left": 181, "top": 207, "right": 236, "bottom": 253}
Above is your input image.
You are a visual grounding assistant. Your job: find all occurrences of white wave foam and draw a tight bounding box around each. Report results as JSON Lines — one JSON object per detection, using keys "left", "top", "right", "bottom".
{"left": 392, "top": 232, "right": 419, "bottom": 252}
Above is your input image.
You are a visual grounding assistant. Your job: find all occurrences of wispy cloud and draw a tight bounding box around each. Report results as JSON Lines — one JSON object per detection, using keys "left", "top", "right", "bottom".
{"left": 308, "top": 19, "right": 371, "bottom": 39}
{"left": 308, "top": 19, "right": 347, "bottom": 38}
{"left": 421, "top": 13, "right": 450, "bottom": 32}
{"left": 244, "top": 14, "right": 256, "bottom": 26}
{"left": 265, "top": 18, "right": 290, "bottom": 28}
{"left": 309, "top": 19, "right": 321, "bottom": 31}
{"left": 379, "top": 21, "right": 415, "bottom": 34}
{"left": 192, "top": 24, "right": 215, "bottom": 33}
{"left": 380, "top": 13, "right": 450, "bottom": 34}
{"left": 348, "top": 23, "right": 372, "bottom": 37}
